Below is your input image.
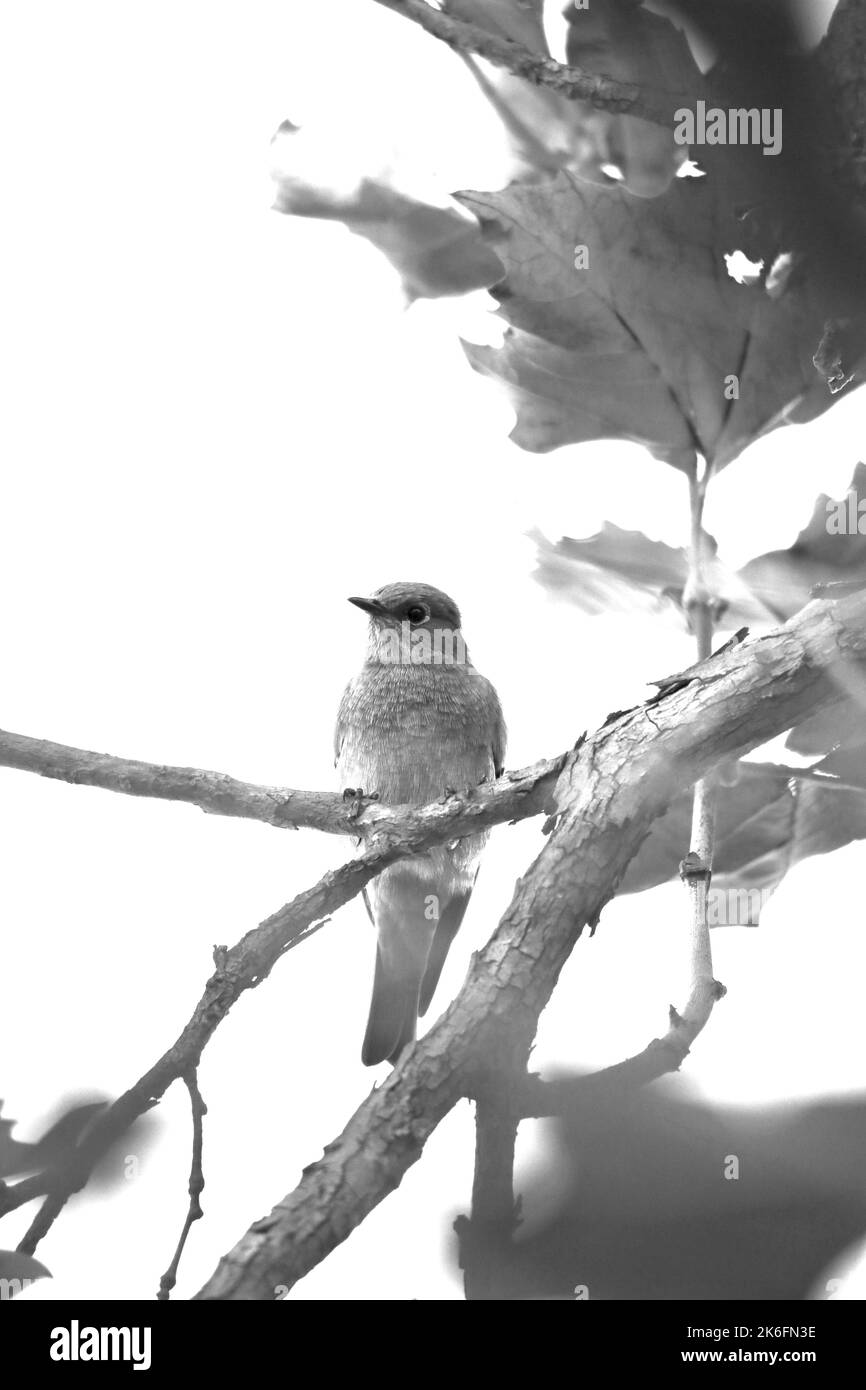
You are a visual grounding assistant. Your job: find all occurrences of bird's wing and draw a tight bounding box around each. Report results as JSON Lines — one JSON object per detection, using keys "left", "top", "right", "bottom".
{"left": 360, "top": 886, "right": 375, "bottom": 925}
{"left": 333, "top": 679, "right": 354, "bottom": 767}
{"left": 491, "top": 688, "right": 507, "bottom": 779}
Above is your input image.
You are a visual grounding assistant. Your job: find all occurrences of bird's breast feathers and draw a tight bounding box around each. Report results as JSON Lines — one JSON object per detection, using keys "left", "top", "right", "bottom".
{"left": 335, "top": 662, "right": 505, "bottom": 806}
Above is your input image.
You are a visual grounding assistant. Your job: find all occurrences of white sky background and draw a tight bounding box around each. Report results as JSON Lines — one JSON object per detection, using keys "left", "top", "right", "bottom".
{"left": 1, "top": 0, "right": 864, "bottom": 1300}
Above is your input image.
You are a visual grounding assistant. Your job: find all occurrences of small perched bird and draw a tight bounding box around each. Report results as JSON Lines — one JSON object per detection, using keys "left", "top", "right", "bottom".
{"left": 335, "top": 582, "right": 506, "bottom": 1066}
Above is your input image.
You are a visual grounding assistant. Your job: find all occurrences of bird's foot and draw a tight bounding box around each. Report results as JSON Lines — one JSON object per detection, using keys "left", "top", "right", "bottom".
{"left": 439, "top": 783, "right": 478, "bottom": 803}
{"left": 342, "top": 787, "right": 380, "bottom": 821}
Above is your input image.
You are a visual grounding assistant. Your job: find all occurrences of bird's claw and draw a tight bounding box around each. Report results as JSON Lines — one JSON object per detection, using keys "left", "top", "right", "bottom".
{"left": 342, "top": 787, "right": 380, "bottom": 820}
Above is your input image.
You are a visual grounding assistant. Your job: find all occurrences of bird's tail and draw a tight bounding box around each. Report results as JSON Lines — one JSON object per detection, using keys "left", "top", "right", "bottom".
{"left": 362, "top": 943, "right": 420, "bottom": 1067}
{"left": 361, "top": 869, "right": 438, "bottom": 1067}
{"left": 418, "top": 886, "right": 472, "bottom": 1017}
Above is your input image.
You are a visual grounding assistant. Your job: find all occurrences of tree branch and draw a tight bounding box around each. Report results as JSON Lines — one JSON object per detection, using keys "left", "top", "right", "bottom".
{"left": 0, "top": 728, "right": 562, "bottom": 840}
{"left": 370, "top": 0, "right": 692, "bottom": 126}
{"left": 193, "top": 589, "right": 866, "bottom": 1299}
{"left": 1, "top": 748, "right": 562, "bottom": 1240}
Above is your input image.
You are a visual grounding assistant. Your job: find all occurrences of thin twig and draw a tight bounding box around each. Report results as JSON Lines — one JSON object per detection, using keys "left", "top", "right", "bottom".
{"left": 157, "top": 1071, "right": 207, "bottom": 1301}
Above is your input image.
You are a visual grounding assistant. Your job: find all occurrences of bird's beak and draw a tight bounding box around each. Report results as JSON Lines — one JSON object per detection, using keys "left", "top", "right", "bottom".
{"left": 348, "top": 596, "right": 391, "bottom": 618}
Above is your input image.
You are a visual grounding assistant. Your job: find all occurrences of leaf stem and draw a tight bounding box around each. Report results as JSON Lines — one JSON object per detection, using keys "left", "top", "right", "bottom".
{"left": 676, "top": 465, "right": 725, "bottom": 1044}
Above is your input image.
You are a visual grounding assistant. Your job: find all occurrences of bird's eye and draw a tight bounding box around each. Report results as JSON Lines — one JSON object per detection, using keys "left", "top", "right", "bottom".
{"left": 406, "top": 604, "right": 428, "bottom": 625}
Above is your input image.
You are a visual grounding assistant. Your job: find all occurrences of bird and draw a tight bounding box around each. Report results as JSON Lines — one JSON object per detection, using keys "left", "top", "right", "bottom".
{"left": 335, "top": 582, "right": 506, "bottom": 1066}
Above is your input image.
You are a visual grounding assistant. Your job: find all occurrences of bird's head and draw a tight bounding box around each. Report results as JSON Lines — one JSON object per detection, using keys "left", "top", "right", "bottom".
{"left": 348, "top": 582, "right": 468, "bottom": 668}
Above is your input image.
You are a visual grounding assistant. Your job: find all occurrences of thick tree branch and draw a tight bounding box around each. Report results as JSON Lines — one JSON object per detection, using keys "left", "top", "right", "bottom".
{"left": 0, "top": 728, "right": 562, "bottom": 840}
{"left": 193, "top": 589, "right": 866, "bottom": 1299}
{"left": 370, "top": 0, "right": 692, "bottom": 126}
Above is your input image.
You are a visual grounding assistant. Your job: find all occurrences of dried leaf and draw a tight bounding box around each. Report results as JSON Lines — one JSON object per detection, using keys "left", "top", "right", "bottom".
{"left": 274, "top": 173, "right": 504, "bottom": 301}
